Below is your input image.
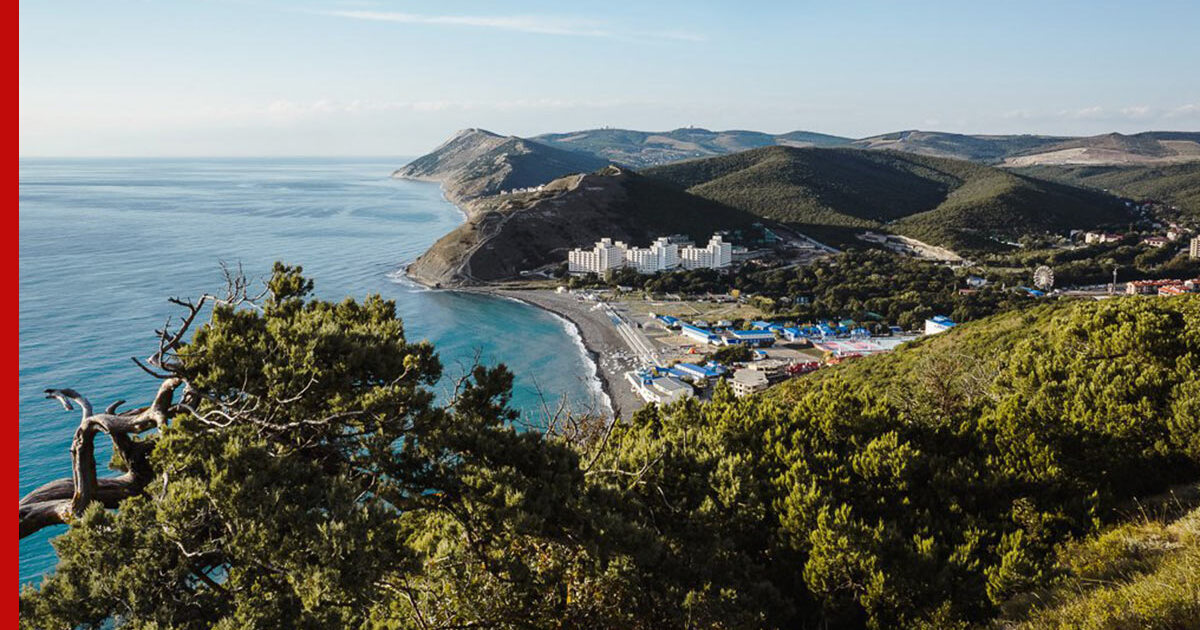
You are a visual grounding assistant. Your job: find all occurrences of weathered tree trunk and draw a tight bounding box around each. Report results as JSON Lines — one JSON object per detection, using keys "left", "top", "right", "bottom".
{"left": 19, "top": 378, "right": 182, "bottom": 539}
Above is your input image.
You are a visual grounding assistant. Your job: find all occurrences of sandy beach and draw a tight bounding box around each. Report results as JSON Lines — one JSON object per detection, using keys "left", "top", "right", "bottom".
{"left": 489, "top": 289, "right": 645, "bottom": 421}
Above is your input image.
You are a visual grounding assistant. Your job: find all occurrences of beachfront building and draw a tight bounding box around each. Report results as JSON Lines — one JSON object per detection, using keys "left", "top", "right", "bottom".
{"left": 730, "top": 369, "right": 769, "bottom": 397}
{"left": 679, "top": 235, "right": 733, "bottom": 269}
{"left": 924, "top": 315, "right": 956, "bottom": 335}
{"left": 626, "top": 372, "right": 695, "bottom": 405}
{"left": 1191, "top": 236, "right": 1200, "bottom": 259}
{"left": 568, "top": 234, "right": 731, "bottom": 275}
{"left": 568, "top": 238, "right": 627, "bottom": 275}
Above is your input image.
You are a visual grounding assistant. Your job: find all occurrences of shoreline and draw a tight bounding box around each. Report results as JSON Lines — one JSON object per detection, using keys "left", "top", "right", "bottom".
{"left": 396, "top": 173, "right": 636, "bottom": 421}
{"left": 467, "top": 287, "right": 641, "bottom": 421}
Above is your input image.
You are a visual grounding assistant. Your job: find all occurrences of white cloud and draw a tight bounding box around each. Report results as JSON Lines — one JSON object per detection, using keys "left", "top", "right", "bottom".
{"left": 314, "top": 9, "right": 705, "bottom": 42}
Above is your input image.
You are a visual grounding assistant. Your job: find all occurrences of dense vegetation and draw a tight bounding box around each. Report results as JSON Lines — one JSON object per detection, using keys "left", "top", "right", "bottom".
{"left": 20, "top": 266, "right": 1200, "bottom": 629}
{"left": 576, "top": 250, "right": 1037, "bottom": 331}
{"left": 976, "top": 236, "right": 1200, "bottom": 288}
{"left": 644, "top": 146, "right": 1130, "bottom": 252}
{"left": 1013, "top": 161, "right": 1200, "bottom": 223}
{"left": 991, "top": 485, "right": 1200, "bottom": 629}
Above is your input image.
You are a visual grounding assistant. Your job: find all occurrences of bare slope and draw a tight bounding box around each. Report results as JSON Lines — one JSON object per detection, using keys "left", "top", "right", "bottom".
{"left": 533, "top": 127, "right": 851, "bottom": 168}
{"left": 1002, "top": 131, "right": 1200, "bottom": 167}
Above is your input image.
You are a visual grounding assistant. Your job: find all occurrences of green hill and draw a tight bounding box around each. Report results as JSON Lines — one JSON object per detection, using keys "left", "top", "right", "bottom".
{"left": 392, "top": 128, "right": 611, "bottom": 202}
{"left": 645, "top": 146, "right": 1130, "bottom": 252}
{"left": 1011, "top": 161, "right": 1200, "bottom": 222}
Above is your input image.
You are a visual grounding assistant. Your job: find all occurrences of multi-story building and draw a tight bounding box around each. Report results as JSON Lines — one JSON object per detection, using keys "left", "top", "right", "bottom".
{"left": 1191, "top": 235, "right": 1200, "bottom": 259}
{"left": 623, "top": 237, "right": 680, "bottom": 273}
{"left": 679, "top": 235, "right": 733, "bottom": 269}
{"left": 568, "top": 234, "right": 731, "bottom": 275}
{"left": 730, "top": 369, "right": 769, "bottom": 397}
{"left": 567, "top": 238, "right": 627, "bottom": 275}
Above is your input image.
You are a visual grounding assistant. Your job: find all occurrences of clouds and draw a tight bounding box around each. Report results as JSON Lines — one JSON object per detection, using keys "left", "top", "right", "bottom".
{"left": 1001, "top": 103, "right": 1200, "bottom": 127}
{"left": 314, "top": 9, "right": 706, "bottom": 42}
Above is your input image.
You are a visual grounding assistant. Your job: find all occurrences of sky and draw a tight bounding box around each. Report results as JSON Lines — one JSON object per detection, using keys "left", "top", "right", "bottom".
{"left": 19, "top": 0, "right": 1200, "bottom": 156}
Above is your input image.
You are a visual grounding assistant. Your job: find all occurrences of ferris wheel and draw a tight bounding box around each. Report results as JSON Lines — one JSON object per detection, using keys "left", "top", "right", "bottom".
{"left": 1033, "top": 266, "right": 1055, "bottom": 291}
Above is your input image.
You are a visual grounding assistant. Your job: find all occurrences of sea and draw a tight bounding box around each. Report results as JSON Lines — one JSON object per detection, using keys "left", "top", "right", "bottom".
{"left": 18, "top": 157, "right": 607, "bottom": 586}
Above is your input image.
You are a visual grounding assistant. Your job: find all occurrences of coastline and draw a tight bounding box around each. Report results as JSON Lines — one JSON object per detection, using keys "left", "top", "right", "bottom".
{"left": 395, "top": 173, "right": 634, "bottom": 421}
{"left": 472, "top": 288, "right": 641, "bottom": 421}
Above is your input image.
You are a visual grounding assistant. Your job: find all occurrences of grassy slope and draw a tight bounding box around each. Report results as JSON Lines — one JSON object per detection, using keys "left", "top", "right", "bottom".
{"left": 645, "top": 146, "right": 1127, "bottom": 252}
{"left": 987, "top": 485, "right": 1200, "bottom": 630}
{"left": 1011, "top": 162, "right": 1200, "bottom": 221}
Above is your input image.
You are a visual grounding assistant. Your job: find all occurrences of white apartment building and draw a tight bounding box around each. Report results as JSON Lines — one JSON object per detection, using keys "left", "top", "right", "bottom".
{"left": 679, "top": 235, "right": 733, "bottom": 270}
{"left": 624, "top": 237, "right": 680, "bottom": 274}
{"left": 1191, "top": 235, "right": 1200, "bottom": 259}
{"left": 568, "top": 238, "right": 627, "bottom": 275}
{"left": 568, "top": 234, "right": 730, "bottom": 275}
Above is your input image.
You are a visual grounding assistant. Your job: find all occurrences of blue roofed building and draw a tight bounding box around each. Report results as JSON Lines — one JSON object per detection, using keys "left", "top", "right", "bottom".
{"left": 680, "top": 323, "right": 721, "bottom": 345}
{"left": 725, "top": 329, "right": 776, "bottom": 347}
{"left": 924, "top": 315, "right": 956, "bottom": 335}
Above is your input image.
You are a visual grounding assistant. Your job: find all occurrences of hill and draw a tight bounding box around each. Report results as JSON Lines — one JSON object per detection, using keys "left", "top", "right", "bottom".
{"left": 392, "top": 128, "right": 611, "bottom": 203}
{"left": 851, "top": 130, "right": 1070, "bottom": 163}
{"left": 1002, "top": 131, "right": 1200, "bottom": 167}
{"left": 533, "top": 127, "right": 851, "bottom": 168}
{"left": 644, "top": 146, "right": 1129, "bottom": 252}
{"left": 1012, "top": 161, "right": 1200, "bottom": 221}
{"left": 405, "top": 166, "right": 758, "bottom": 287}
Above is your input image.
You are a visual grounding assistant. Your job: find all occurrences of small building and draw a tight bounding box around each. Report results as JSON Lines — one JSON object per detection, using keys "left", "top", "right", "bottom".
{"left": 730, "top": 369, "right": 770, "bottom": 397}
{"left": 1142, "top": 236, "right": 1170, "bottom": 249}
{"left": 680, "top": 323, "right": 721, "bottom": 345}
{"left": 1084, "top": 232, "right": 1124, "bottom": 245}
{"left": 744, "top": 359, "right": 789, "bottom": 381}
{"left": 924, "top": 315, "right": 956, "bottom": 335}
{"left": 725, "top": 330, "right": 776, "bottom": 347}
{"left": 671, "top": 362, "right": 727, "bottom": 381}
{"left": 627, "top": 372, "right": 695, "bottom": 405}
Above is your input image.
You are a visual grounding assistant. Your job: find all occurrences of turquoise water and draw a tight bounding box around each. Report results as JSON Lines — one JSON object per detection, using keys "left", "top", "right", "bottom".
{"left": 18, "top": 157, "right": 605, "bottom": 585}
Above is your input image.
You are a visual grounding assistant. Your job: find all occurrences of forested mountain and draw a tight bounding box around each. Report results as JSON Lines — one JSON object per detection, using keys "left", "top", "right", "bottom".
{"left": 19, "top": 265, "right": 1200, "bottom": 629}
{"left": 645, "top": 146, "right": 1129, "bottom": 251}
{"left": 1013, "top": 161, "right": 1200, "bottom": 221}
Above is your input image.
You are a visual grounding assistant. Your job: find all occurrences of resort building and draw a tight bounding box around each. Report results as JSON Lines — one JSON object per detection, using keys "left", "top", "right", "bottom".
{"left": 724, "top": 329, "right": 776, "bottom": 347}
{"left": 679, "top": 235, "right": 733, "bottom": 270}
{"left": 680, "top": 323, "right": 722, "bottom": 345}
{"left": 924, "top": 315, "right": 956, "bottom": 335}
{"left": 1191, "top": 236, "right": 1200, "bottom": 259}
{"left": 567, "top": 234, "right": 731, "bottom": 275}
{"left": 730, "top": 369, "right": 770, "bottom": 397}
{"left": 626, "top": 372, "right": 695, "bottom": 405}
{"left": 568, "top": 238, "right": 627, "bottom": 275}
{"left": 623, "top": 237, "right": 680, "bottom": 274}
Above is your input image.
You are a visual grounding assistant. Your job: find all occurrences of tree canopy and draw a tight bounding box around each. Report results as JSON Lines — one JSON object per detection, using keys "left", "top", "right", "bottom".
{"left": 19, "top": 265, "right": 1200, "bottom": 629}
